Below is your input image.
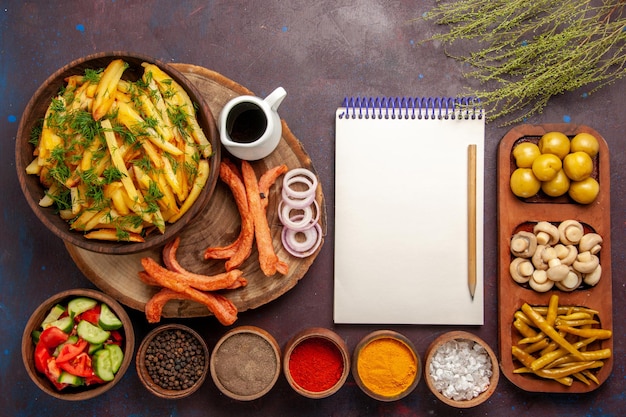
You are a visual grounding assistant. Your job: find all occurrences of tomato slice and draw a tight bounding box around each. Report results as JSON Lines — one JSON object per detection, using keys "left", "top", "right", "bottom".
{"left": 58, "top": 352, "right": 94, "bottom": 378}
{"left": 39, "top": 327, "right": 69, "bottom": 349}
{"left": 109, "top": 330, "right": 123, "bottom": 345}
{"left": 77, "top": 305, "right": 101, "bottom": 325}
{"left": 56, "top": 339, "right": 88, "bottom": 363}
{"left": 84, "top": 373, "right": 106, "bottom": 386}
{"left": 45, "top": 357, "right": 67, "bottom": 391}
{"left": 34, "top": 343, "right": 51, "bottom": 373}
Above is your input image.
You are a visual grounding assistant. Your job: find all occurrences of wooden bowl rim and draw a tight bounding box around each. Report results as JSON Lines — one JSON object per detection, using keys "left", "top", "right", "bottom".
{"left": 135, "top": 323, "right": 209, "bottom": 399}
{"left": 15, "top": 51, "right": 220, "bottom": 255}
{"left": 21, "top": 288, "right": 135, "bottom": 401}
{"left": 282, "top": 327, "right": 350, "bottom": 399}
{"left": 209, "top": 325, "right": 281, "bottom": 401}
{"left": 423, "top": 330, "right": 499, "bottom": 408}
{"left": 351, "top": 330, "right": 421, "bottom": 402}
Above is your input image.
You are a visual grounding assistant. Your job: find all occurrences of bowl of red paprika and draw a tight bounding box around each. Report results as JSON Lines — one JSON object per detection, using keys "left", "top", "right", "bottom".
{"left": 283, "top": 327, "right": 350, "bottom": 399}
{"left": 21, "top": 288, "right": 134, "bottom": 400}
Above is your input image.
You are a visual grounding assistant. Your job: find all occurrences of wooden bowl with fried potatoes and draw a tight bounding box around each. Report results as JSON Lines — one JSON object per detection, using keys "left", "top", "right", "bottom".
{"left": 15, "top": 51, "right": 220, "bottom": 254}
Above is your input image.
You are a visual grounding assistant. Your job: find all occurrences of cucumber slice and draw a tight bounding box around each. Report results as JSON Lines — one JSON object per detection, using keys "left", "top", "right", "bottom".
{"left": 93, "top": 349, "right": 115, "bottom": 381}
{"left": 76, "top": 320, "right": 110, "bottom": 344}
{"left": 58, "top": 371, "right": 84, "bottom": 387}
{"left": 67, "top": 297, "right": 98, "bottom": 318}
{"left": 88, "top": 343, "right": 103, "bottom": 355}
{"left": 43, "top": 316, "right": 74, "bottom": 333}
{"left": 41, "top": 304, "right": 66, "bottom": 327}
{"left": 105, "top": 344, "right": 124, "bottom": 373}
{"left": 98, "top": 303, "right": 123, "bottom": 330}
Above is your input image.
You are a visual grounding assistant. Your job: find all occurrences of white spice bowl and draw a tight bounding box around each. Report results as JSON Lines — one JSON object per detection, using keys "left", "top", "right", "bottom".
{"left": 424, "top": 331, "right": 499, "bottom": 408}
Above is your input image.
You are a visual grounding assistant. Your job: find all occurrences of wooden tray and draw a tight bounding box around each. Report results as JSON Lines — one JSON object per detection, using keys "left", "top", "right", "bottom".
{"left": 65, "top": 64, "right": 326, "bottom": 319}
{"left": 497, "top": 123, "right": 613, "bottom": 393}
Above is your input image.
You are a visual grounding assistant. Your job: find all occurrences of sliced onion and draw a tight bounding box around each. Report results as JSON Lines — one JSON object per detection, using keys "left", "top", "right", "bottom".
{"left": 282, "top": 168, "right": 318, "bottom": 201}
{"left": 278, "top": 168, "right": 322, "bottom": 258}
{"left": 281, "top": 187, "right": 316, "bottom": 209}
{"left": 278, "top": 199, "right": 320, "bottom": 231}
{"left": 281, "top": 218, "right": 322, "bottom": 258}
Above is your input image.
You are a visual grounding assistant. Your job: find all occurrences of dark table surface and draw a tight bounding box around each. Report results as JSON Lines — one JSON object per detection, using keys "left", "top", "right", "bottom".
{"left": 1, "top": 1, "right": 624, "bottom": 416}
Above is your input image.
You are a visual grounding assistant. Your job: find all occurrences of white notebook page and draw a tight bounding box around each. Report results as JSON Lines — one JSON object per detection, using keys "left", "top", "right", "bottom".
{"left": 333, "top": 100, "right": 485, "bottom": 325}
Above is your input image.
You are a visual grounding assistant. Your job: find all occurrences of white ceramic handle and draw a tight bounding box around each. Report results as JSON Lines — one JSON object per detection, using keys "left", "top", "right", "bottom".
{"left": 264, "top": 87, "right": 287, "bottom": 111}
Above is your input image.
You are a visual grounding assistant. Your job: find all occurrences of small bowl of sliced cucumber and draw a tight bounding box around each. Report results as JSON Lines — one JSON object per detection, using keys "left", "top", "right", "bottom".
{"left": 21, "top": 288, "right": 135, "bottom": 400}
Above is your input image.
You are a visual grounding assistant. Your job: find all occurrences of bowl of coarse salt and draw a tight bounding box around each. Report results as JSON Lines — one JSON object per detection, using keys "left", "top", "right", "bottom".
{"left": 424, "top": 331, "right": 499, "bottom": 408}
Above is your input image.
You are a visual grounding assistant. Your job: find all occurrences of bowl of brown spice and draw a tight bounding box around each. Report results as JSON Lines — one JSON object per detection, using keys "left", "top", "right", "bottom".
{"left": 210, "top": 326, "right": 281, "bottom": 401}
{"left": 136, "top": 324, "right": 209, "bottom": 399}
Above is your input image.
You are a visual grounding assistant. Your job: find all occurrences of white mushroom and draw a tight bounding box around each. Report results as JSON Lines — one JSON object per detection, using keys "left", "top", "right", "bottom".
{"left": 554, "top": 244, "right": 568, "bottom": 258}
{"left": 583, "top": 264, "right": 602, "bottom": 286}
{"left": 510, "top": 257, "right": 534, "bottom": 284}
{"left": 510, "top": 231, "right": 538, "bottom": 258}
{"left": 541, "top": 246, "right": 558, "bottom": 263}
{"left": 556, "top": 244, "right": 578, "bottom": 266}
{"left": 547, "top": 263, "right": 570, "bottom": 282}
{"left": 532, "top": 245, "right": 549, "bottom": 271}
{"left": 533, "top": 221, "right": 559, "bottom": 246}
{"left": 555, "top": 269, "right": 582, "bottom": 291}
{"left": 573, "top": 251, "right": 600, "bottom": 274}
{"left": 529, "top": 273, "right": 554, "bottom": 292}
{"left": 542, "top": 247, "right": 570, "bottom": 281}
{"left": 558, "top": 220, "right": 584, "bottom": 245}
{"left": 579, "top": 233, "right": 603, "bottom": 255}
{"left": 532, "top": 269, "right": 548, "bottom": 284}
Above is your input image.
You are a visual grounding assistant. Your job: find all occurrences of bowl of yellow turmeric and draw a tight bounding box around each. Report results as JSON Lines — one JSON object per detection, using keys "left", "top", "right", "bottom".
{"left": 351, "top": 330, "right": 420, "bottom": 401}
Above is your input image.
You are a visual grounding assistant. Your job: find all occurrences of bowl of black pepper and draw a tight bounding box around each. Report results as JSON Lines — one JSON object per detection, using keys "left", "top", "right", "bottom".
{"left": 136, "top": 324, "right": 209, "bottom": 399}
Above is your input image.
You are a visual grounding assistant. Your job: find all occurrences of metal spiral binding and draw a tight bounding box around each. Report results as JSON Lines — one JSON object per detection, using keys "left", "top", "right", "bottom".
{"left": 338, "top": 96, "right": 483, "bottom": 120}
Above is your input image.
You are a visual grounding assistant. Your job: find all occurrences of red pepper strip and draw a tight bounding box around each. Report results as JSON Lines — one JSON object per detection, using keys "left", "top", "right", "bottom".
{"left": 77, "top": 305, "right": 101, "bottom": 325}
{"left": 39, "top": 327, "right": 69, "bottom": 348}
{"left": 84, "top": 373, "right": 106, "bottom": 386}
{"left": 110, "top": 330, "right": 123, "bottom": 345}
{"left": 56, "top": 338, "right": 88, "bottom": 363}
{"left": 59, "top": 352, "right": 94, "bottom": 378}
{"left": 34, "top": 343, "right": 51, "bottom": 373}
{"left": 45, "top": 357, "right": 67, "bottom": 391}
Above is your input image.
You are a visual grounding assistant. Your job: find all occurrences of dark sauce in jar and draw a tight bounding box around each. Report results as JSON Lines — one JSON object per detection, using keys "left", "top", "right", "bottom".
{"left": 226, "top": 102, "right": 268, "bottom": 143}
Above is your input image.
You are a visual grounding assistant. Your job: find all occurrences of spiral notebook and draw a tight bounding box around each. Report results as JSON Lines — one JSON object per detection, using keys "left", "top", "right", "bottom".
{"left": 333, "top": 97, "right": 485, "bottom": 325}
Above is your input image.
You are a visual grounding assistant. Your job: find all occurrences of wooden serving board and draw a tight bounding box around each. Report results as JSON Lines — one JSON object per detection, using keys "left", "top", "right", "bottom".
{"left": 497, "top": 124, "right": 612, "bottom": 393}
{"left": 65, "top": 64, "right": 326, "bottom": 319}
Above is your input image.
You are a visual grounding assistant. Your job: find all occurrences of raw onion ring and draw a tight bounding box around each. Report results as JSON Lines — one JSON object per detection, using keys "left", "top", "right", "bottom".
{"left": 281, "top": 217, "right": 322, "bottom": 258}
{"left": 278, "top": 199, "right": 320, "bottom": 232}
{"left": 281, "top": 186, "right": 316, "bottom": 209}
{"left": 282, "top": 168, "right": 318, "bottom": 201}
